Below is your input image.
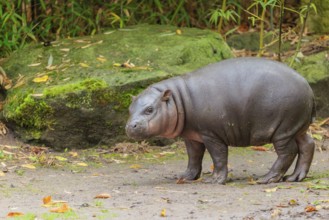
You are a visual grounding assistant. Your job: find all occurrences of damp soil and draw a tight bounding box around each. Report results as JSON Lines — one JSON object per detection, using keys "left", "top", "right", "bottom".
{"left": 0, "top": 133, "right": 328, "bottom": 220}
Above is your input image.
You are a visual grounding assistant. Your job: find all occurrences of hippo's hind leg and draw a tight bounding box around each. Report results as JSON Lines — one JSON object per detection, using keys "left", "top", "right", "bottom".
{"left": 283, "top": 133, "right": 315, "bottom": 182}
{"left": 179, "top": 139, "right": 205, "bottom": 181}
{"left": 257, "top": 139, "right": 298, "bottom": 184}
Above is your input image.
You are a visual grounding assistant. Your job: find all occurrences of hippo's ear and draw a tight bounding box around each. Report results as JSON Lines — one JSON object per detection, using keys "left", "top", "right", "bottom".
{"left": 161, "top": 90, "right": 172, "bottom": 101}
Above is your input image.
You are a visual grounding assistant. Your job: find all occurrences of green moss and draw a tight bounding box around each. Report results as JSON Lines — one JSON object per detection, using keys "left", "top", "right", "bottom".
{"left": 288, "top": 51, "right": 329, "bottom": 83}
{"left": 5, "top": 94, "right": 54, "bottom": 129}
{"left": 43, "top": 78, "right": 108, "bottom": 97}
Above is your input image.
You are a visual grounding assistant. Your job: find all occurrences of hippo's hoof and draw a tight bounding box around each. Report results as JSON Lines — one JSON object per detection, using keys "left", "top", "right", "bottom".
{"left": 179, "top": 168, "right": 201, "bottom": 181}
{"left": 202, "top": 174, "right": 226, "bottom": 185}
{"left": 283, "top": 171, "right": 307, "bottom": 182}
{"left": 257, "top": 172, "right": 283, "bottom": 184}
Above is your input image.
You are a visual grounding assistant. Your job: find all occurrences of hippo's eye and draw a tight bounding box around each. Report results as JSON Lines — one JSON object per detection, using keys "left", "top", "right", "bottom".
{"left": 144, "top": 106, "right": 154, "bottom": 115}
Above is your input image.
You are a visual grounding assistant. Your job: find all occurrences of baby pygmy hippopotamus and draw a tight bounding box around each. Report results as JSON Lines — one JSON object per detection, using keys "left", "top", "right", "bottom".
{"left": 126, "top": 57, "right": 315, "bottom": 184}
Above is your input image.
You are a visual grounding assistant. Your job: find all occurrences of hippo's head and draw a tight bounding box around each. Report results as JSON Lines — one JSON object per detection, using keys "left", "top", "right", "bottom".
{"left": 126, "top": 87, "right": 179, "bottom": 140}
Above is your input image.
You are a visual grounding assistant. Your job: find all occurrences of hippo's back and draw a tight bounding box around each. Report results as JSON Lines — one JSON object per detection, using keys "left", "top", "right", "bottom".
{"left": 181, "top": 57, "right": 315, "bottom": 146}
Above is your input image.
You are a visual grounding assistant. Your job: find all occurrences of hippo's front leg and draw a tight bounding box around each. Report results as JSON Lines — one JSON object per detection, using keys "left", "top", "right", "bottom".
{"left": 202, "top": 137, "right": 228, "bottom": 184}
{"left": 179, "top": 139, "right": 205, "bottom": 180}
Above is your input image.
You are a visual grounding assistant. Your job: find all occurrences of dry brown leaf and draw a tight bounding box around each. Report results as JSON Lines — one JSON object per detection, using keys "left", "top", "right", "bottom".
{"left": 251, "top": 146, "right": 267, "bottom": 151}
{"left": 176, "top": 178, "right": 186, "bottom": 184}
{"left": 305, "top": 205, "right": 317, "bottom": 212}
{"left": 94, "top": 193, "right": 111, "bottom": 199}
{"left": 7, "top": 212, "right": 24, "bottom": 217}
{"left": 247, "top": 177, "right": 257, "bottom": 185}
{"left": 50, "top": 203, "right": 70, "bottom": 213}
{"left": 43, "top": 195, "right": 52, "bottom": 205}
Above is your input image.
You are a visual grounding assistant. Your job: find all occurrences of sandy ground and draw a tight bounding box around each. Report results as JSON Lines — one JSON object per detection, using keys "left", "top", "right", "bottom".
{"left": 0, "top": 134, "right": 329, "bottom": 220}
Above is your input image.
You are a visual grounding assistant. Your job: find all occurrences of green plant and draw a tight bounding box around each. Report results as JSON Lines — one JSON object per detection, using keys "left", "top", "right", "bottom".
{"left": 209, "top": 0, "right": 240, "bottom": 34}
{"left": 0, "top": 1, "right": 37, "bottom": 57}
{"left": 289, "top": 0, "right": 317, "bottom": 66}
{"left": 247, "top": 0, "right": 279, "bottom": 56}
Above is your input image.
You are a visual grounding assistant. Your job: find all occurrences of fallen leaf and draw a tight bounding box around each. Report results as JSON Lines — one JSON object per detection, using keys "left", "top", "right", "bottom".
{"left": 176, "top": 178, "right": 186, "bottom": 184}
{"left": 305, "top": 205, "right": 317, "bottom": 212}
{"left": 50, "top": 203, "right": 70, "bottom": 213}
{"left": 264, "top": 187, "right": 277, "bottom": 193}
{"left": 47, "top": 54, "right": 53, "bottom": 68}
{"left": 271, "top": 209, "right": 281, "bottom": 218}
{"left": 289, "top": 199, "right": 298, "bottom": 206}
{"left": 247, "top": 177, "right": 257, "bottom": 185}
{"left": 69, "top": 152, "right": 78, "bottom": 157}
{"left": 21, "top": 164, "right": 36, "bottom": 169}
{"left": 0, "top": 171, "right": 5, "bottom": 176}
{"left": 43, "top": 195, "right": 52, "bottom": 205}
{"left": 7, "top": 212, "right": 24, "bottom": 217}
{"left": 210, "top": 164, "right": 214, "bottom": 172}
{"left": 130, "top": 164, "right": 141, "bottom": 169}
{"left": 77, "top": 162, "right": 88, "bottom": 167}
{"left": 113, "top": 63, "right": 122, "bottom": 67}
{"left": 33, "top": 75, "right": 49, "bottom": 83}
{"left": 79, "top": 62, "right": 89, "bottom": 68}
{"left": 160, "top": 208, "right": 166, "bottom": 217}
{"left": 81, "top": 44, "right": 92, "bottom": 49}
{"left": 60, "top": 48, "right": 70, "bottom": 52}
{"left": 312, "top": 134, "right": 323, "bottom": 141}
{"left": 176, "top": 29, "right": 182, "bottom": 35}
{"left": 251, "top": 146, "right": 267, "bottom": 151}
{"left": 55, "top": 156, "right": 67, "bottom": 161}
{"left": 97, "top": 57, "right": 107, "bottom": 62}
{"left": 13, "top": 74, "right": 26, "bottom": 88}
{"left": 94, "top": 193, "right": 111, "bottom": 199}
{"left": 28, "top": 63, "right": 42, "bottom": 67}
{"left": 159, "top": 151, "right": 176, "bottom": 156}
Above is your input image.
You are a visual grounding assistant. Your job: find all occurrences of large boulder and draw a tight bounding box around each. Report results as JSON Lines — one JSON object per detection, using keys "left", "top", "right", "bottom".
{"left": 290, "top": 51, "right": 329, "bottom": 117}
{"left": 1, "top": 25, "right": 233, "bottom": 150}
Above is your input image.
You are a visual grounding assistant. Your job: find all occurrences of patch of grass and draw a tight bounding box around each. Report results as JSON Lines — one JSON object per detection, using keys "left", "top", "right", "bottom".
{"left": 41, "top": 210, "right": 80, "bottom": 220}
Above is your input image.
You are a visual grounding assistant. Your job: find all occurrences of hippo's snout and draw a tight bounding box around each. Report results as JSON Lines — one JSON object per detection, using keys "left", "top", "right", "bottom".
{"left": 125, "top": 119, "right": 148, "bottom": 140}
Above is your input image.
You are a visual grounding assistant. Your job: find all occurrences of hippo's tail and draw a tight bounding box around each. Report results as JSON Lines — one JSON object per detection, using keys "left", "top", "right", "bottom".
{"left": 311, "top": 97, "right": 316, "bottom": 123}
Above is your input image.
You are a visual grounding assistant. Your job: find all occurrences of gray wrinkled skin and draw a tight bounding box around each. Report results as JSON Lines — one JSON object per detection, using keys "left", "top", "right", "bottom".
{"left": 126, "top": 57, "right": 316, "bottom": 184}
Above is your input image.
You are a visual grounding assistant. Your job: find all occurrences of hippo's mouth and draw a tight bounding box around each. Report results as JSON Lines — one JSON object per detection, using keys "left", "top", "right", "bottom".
{"left": 125, "top": 121, "right": 151, "bottom": 140}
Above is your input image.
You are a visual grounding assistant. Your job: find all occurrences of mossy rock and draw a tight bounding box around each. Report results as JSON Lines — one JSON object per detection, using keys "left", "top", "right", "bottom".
{"left": 1, "top": 24, "right": 233, "bottom": 150}
{"left": 288, "top": 51, "right": 329, "bottom": 118}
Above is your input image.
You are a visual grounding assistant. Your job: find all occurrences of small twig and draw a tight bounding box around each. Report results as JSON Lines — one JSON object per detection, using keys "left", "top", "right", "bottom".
{"left": 278, "top": 0, "right": 285, "bottom": 61}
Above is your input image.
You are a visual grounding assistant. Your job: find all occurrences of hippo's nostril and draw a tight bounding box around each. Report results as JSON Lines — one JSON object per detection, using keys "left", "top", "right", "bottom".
{"left": 133, "top": 124, "right": 137, "bottom": 128}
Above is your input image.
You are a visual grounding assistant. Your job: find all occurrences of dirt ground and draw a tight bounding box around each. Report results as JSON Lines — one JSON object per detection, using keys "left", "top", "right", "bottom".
{"left": 0, "top": 132, "right": 329, "bottom": 220}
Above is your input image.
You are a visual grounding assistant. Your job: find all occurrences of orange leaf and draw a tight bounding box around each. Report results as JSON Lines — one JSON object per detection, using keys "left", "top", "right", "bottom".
{"left": 50, "top": 203, "right": 70, "bottom": 213}
{"left": 305, "top": 205, "right": 317, "bottom": 212}
{"left": 176, "top": 178, "right": 186, "bottom": 184}
{"left": 94, "top": 193, "right": 111, "bottom": 199}
{"left": 43, "top": 195, "right": 52, "bottom": 205}
{"left": 251, "top": 146, "right": 267, "bottom": 151}
{"left": 7, "top": 212, "right": 24, "bottom": 217}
